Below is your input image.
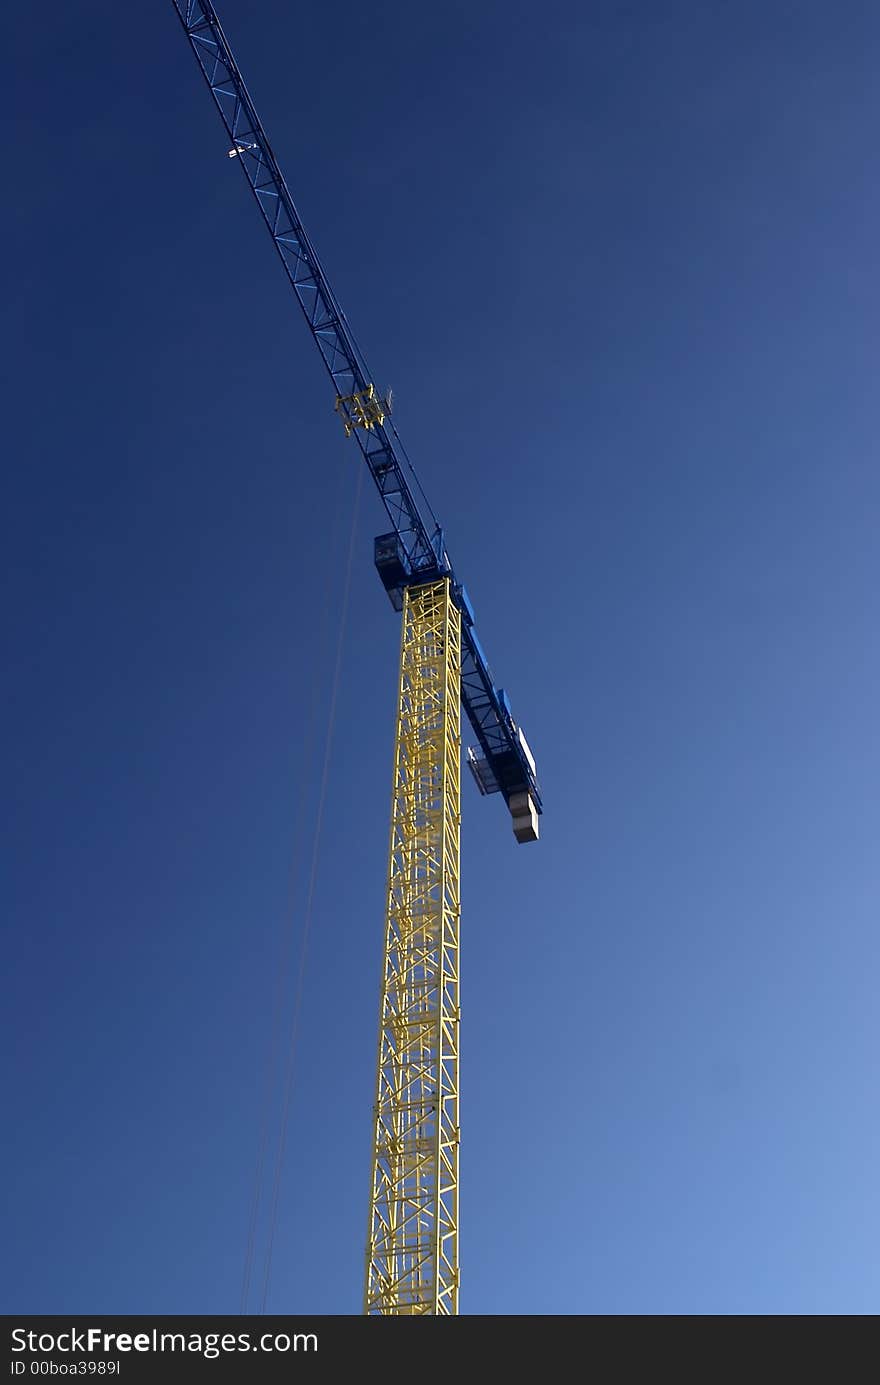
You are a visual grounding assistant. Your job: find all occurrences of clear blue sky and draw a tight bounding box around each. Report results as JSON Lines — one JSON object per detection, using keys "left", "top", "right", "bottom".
{"left": 5, "top": 0, "right": 880, "bottom": 1315}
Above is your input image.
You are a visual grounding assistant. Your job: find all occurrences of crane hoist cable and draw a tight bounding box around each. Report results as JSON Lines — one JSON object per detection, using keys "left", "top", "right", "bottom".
{"left": 240, "top": 455, "right": 364, "bottom": 1315}
{"left": 259, "top": 461, "right": 365, "bottom": 1314}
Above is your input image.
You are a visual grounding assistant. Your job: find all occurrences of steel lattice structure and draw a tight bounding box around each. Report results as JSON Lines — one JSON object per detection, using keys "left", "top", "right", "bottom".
{"left": 365, "top": 580, "right": 461, "bottom": 1315}
{"left": 170, "top": 0, "right": 543, "bottom": 1315}
{"left": 170, "top": 0, "right": 541, "bottom": 830}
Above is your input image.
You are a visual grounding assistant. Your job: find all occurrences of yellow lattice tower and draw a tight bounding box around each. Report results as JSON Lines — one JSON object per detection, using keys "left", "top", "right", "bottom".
{"left": 364, "top": 578, "right": 461, "bottom": 1315}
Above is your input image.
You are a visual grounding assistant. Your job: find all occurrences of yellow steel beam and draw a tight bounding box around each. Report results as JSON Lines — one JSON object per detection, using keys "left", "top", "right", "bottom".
{"left": 364, "top": 578, "right": 461, "bottom": 1315}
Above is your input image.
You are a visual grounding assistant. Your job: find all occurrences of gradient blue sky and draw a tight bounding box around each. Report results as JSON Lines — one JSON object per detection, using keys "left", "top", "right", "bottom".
{"left": 5, "top": 0, "right": 880, "bottom": 1315}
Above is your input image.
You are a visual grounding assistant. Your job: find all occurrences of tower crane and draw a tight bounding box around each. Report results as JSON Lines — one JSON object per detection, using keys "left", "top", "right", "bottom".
{"left": 171, "top": 0, "right": 542, "bottom": 1316}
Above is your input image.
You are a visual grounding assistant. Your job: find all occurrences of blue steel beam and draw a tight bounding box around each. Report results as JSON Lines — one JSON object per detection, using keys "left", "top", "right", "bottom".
{"left": 170, "top": 0, "right": 542, "bottom": 818}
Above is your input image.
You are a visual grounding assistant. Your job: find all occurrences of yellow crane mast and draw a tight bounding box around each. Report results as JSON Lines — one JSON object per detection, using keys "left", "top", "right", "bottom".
{"left": 365, "top": 581, "right": 462, "bottom": 1314}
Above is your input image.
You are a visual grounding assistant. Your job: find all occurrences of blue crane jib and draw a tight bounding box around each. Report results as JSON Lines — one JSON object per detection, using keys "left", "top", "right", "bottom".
{"left": 171, "top": 0, "right": 542, "bottom": 842}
